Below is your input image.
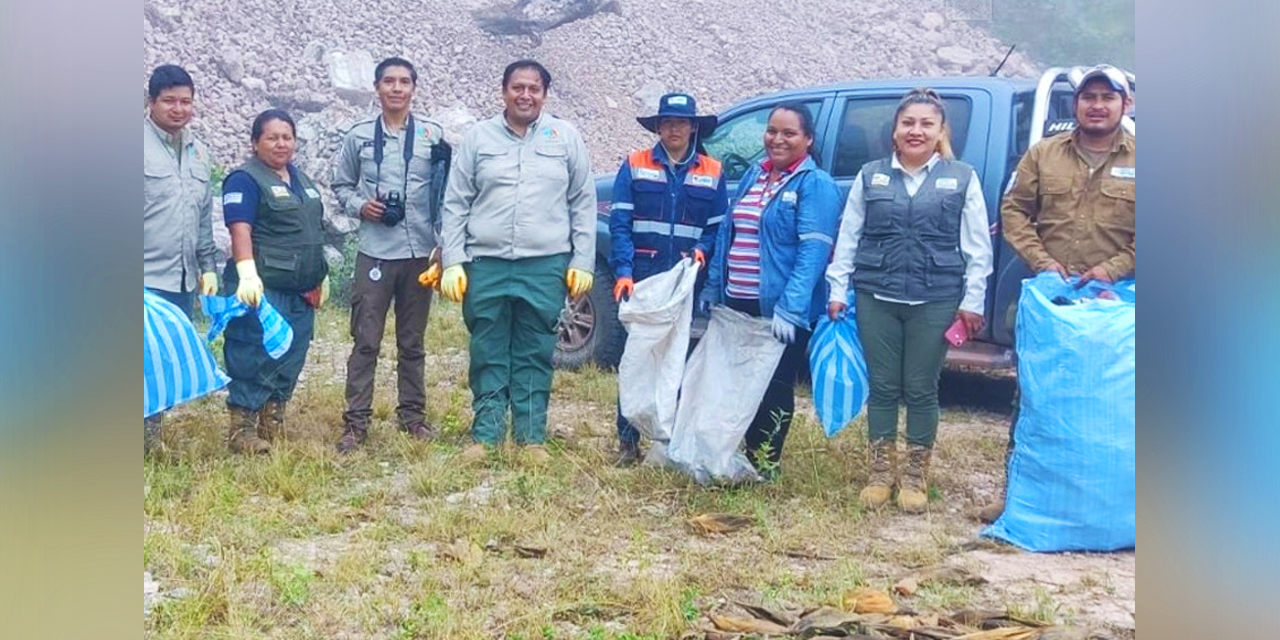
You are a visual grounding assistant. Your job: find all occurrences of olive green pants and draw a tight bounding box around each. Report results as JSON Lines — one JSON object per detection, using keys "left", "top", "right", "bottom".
{"left": 461, "top": 254, "right": 570, "bottom": 445}
{"left": 855, "top": 291, "right": 959, "bottom": 448}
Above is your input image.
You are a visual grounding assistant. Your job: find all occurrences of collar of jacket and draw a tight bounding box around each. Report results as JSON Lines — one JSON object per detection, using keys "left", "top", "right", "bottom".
{"left": 751, "top": 154, "right": 818, "bottom": 185}
{"left": 649, "top": 141, "right": 700, "bottom": 169}
{"left": 145, "top": 115, "right": 187, "bottom": 150}
{"left": 1067, "top": 127, "right": 1134, "bottom": 154}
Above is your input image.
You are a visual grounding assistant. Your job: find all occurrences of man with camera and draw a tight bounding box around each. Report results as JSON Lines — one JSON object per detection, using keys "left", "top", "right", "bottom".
{"left": 331, "top": 57, "right": 451, "bottom": 453}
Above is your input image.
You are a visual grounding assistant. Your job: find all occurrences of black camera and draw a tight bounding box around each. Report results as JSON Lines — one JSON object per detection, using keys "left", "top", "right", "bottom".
{"left": 379, "top": 191, "right": 405, "bottom": 227}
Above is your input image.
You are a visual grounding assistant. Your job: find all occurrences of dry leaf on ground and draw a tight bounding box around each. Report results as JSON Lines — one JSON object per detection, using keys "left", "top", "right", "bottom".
{"left": 732, "top": 601, "right": 797, "bottom": 627}
{"left": 709, "top": 613, "right": 790, "bottom": 634}
{"left": 894, "top": 565, "right": 988, "bottom": 596}
{"left": 440, "top": 539, "right": 484, "bottom": 567}
{"left": 688, "top": 513, "right": 754, "bottom": 535}
{"left": 842, "top": 587, "right": 897, "bottom": 614}
{"left": 513, "top": 545, "right": 547, "bottom": 558}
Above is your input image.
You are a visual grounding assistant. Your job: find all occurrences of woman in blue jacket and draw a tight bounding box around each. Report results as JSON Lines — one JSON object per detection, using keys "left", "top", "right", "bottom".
{"left": 700, "top": 102, "right": 842, "bottom": 478}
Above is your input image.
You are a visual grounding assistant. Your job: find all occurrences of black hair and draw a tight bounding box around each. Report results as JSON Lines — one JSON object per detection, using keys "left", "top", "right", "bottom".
{"left": 769, "top": 102, "right": 816, "bottom": 138}
{"left": 148, "top": 64, "right": 194, "bottom": 100}
{"left": 375, "top": 57, "right": 417, "bottom": 85}
{"left": 502, "top": 60, "right": 552, "bottom": 91}
{"left": 250, "top": 109, "right": 296, "bottom": 142}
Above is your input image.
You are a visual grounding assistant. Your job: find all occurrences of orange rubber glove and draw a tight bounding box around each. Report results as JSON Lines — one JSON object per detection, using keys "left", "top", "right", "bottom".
{"left": 692, "top": 248, "right": 707, "bottom": 270}
{"left": 613, "top": 276, "right": 634, "bottom": 302}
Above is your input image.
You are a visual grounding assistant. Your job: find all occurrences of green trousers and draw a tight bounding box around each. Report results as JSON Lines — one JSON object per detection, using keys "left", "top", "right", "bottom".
{"left": 461, "top": 254, "right": 570, "bottom": 445}
{"left": 855, "top": 291, "right": 959, "bottom": 448}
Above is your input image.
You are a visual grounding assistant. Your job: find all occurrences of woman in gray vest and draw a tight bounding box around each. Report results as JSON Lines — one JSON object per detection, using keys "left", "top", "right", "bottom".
{"left": 825, "top": 89, "right": 993, "bottom": 512}
{"left": 219, "top": 109, "right": 330, "bottom": 454}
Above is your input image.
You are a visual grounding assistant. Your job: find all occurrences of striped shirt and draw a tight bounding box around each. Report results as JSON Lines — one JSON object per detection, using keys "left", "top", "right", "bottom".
{"left": 726, "top": 169, "right": 788, "bottom": 299}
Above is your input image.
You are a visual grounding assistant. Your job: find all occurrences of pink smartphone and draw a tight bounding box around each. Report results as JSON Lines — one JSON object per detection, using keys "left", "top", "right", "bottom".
{"left": 944, "top": 318, "right": 968, "bottom": 347}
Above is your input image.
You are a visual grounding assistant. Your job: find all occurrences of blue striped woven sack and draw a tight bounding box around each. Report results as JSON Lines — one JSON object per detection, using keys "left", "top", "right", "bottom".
{"left": 200, "top": 294, "right": 294, "bottom": 360}
{"left": 808, "top": 296, "right": 869, "bottom": 438}
{"left": 144, "top": 291, "right": 231, "bottom": 418}
{"left": 984, "top": 273, "right": 1135, "bottom": 552}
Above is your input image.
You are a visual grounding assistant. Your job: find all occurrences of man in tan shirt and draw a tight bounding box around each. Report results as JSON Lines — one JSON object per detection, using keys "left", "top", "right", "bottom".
{"left": 978, "top": 65, "right": 1135, "bottom": 522}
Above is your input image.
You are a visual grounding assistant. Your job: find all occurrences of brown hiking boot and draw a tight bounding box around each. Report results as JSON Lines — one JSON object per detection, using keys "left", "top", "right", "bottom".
{"left": 336, "top": 424, "right": 368, "bottom": 454}
{"left": 858, "top": 439, "right": 896, "bottom": 508}
{"left": 258, "top": 401, "right": 287, "bottom": 442}
{"left": 613, "top": 441, "right": 641, "bottom": 468}
{"left": 400, "top": 420, "right": 438, "bottom": 441}
{"left": 897, "top": 444, "right": 933, "bottom": 513}
{"left": 228, "top": 406, "right": 271, "bottom": 455}
{"left": 522, "top": 444, "right": 551, "bottom": 466}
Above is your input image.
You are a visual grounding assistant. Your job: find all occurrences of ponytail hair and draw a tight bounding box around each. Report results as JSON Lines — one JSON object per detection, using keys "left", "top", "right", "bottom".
{"left": 893, "top": 87, "right": 954, "bottom": 160}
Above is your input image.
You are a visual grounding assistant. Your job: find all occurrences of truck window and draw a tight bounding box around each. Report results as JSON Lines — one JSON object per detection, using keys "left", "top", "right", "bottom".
{"left": 830, "top": 96, "right": 972, "bottom": 178}
{"left": 702, "top": 101, "right": 821, "bottom": 181}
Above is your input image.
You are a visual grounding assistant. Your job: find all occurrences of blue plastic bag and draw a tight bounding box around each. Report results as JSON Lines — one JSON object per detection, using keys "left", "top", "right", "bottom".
{"left": 808, "top": 297, "right": 869, "bottom": 438}
{"left": 144, "top": 291, "right": 230, "bottom": 417}
{"left": 983, "top": 273, "right": 1135, "bottom": 552}
{"left": 201, "top": 294, "right": 294, "bottom": 360}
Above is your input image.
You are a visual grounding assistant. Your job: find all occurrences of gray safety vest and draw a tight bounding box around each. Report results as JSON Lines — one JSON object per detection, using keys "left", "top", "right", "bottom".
{"left": 852, "top": 157, "right": 971, "bottom": 302}
{"left": 235, "top": 157, "right": 328, "bottom": 292}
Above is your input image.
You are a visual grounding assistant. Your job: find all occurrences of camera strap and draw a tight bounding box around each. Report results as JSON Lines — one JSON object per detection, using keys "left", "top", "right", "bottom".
{"left": 372, "top": 113, "right": 415, "bottom": 197}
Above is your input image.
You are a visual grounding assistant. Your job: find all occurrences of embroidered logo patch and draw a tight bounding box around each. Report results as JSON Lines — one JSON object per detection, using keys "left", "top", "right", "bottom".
{"left": 223, "top": 192, "right": 243, "bottom": 205}
{"left": 870, "top": 173, "right": 891, "bottom": 187}
{"left": 305, "top": 187, "right": 320, "bottom": 199}
{"left": 270, "top": 185, "right": 291, "bottom": 198}
{"left": 687, "top": 174, "right": 715, "bottom": 188}
{"left": 635, "top": 168, "right": 664, "bottom": 182}
{"left": 1110, "top": 166, "right": 1135, "bottom": 179}
{"left": 781, "top": 191, "right": 798, "bottom": 204}
{"left": 666, "top": 95, "right": 689, "bottom": 106}
{"left": 935, "top": 177, "right": 959, "bottom": 190}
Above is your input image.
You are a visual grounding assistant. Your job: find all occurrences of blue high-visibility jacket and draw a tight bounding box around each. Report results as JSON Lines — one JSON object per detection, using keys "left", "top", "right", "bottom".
{"left": 608, "top": 144, "right": 727, "bottom": 282}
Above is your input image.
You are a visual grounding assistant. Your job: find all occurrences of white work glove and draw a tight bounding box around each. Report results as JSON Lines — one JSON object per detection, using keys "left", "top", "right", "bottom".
{"left": 771, "top": 314, "right": 797, "bottom": 344}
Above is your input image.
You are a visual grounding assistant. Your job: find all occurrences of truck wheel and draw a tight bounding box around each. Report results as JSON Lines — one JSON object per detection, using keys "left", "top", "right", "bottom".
{"left": 553, "top": 259, "right": 626, "bottom": 371}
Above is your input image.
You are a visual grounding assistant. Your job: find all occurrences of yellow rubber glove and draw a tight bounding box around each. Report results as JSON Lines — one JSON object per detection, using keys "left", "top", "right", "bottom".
{"left": 440, "top": 264, "right": 467, "bottom": 303}
{"left": 234, "top": 259, "right": 264, "bottom": 307}
{"left": 566, "top": 267, "right": 594, "bottom": 299}
{"left": 199, "top": 271, "right": 219, "bottom": 296}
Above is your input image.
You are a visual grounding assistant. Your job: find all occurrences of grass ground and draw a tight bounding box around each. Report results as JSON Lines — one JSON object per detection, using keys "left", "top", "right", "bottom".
{"left": 143, "top": 301, "right": 1135, "bottom": 639}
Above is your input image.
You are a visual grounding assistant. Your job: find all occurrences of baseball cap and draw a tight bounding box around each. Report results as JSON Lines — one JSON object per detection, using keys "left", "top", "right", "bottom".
{"left": 1076, "top": 65, "right": 1130, "bottom": 98}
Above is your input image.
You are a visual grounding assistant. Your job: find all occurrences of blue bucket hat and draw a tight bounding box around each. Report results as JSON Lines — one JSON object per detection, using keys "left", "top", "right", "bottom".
{"left": 636, "top": 93, "right": 718, "bottom": 136}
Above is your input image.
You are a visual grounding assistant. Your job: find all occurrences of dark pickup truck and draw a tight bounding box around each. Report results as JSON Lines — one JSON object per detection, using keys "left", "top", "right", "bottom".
{"left": 554, "top": 66, "right": 1135, "bottom": 371}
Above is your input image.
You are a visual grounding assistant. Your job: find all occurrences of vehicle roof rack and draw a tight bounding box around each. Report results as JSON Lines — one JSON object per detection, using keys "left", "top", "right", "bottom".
{"left": 1030, "top": 66, "right": 1135, "bottom": 147}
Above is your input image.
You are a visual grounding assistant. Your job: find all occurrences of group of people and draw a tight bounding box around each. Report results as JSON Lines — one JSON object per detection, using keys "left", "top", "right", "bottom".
{"left": 144, "top": 55, "right": 1135, "bottom": 518}
{"left": 607, "top": 66, "right": 1134, "bottom": 518}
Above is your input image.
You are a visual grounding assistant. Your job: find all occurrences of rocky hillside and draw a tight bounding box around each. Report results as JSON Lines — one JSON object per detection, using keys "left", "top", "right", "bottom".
{"left": 143, "top": 0, "right": 1038, "bottom": 251}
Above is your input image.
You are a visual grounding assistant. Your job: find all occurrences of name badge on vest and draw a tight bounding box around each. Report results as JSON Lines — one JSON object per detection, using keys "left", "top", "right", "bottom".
{"left": 870, "top": 173, "right": 891, "bottom": 187}
{"left": 935, "top": 177, "right": 959, "bottom": 191}
{"left": 635, "top": 167, "right": 663, "bottom": 182}
{"left": 305, "top": 187, "right": 320, "bottom": 199}
{"left": 781, "top": 191, "right": 797, "bottom": 204}
{"left": 270, "top": 185, "right": 291, "bottom": 199}
{"left": 687, "top": 174, "right": 715, "bottom": 188}
{"left": 1110, "top": 166, "right": 1135, "bottom": 179}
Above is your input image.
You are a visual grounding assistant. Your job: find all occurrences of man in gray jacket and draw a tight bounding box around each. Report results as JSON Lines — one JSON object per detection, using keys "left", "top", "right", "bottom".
{"left": 143, "top": 63, "right": 218, "bottom": 452}
{"left": 439, "top": 60, "right": 596, "bottom": 464}
{"left": 331, "top": 57, "right": 451, "bottom": 453}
